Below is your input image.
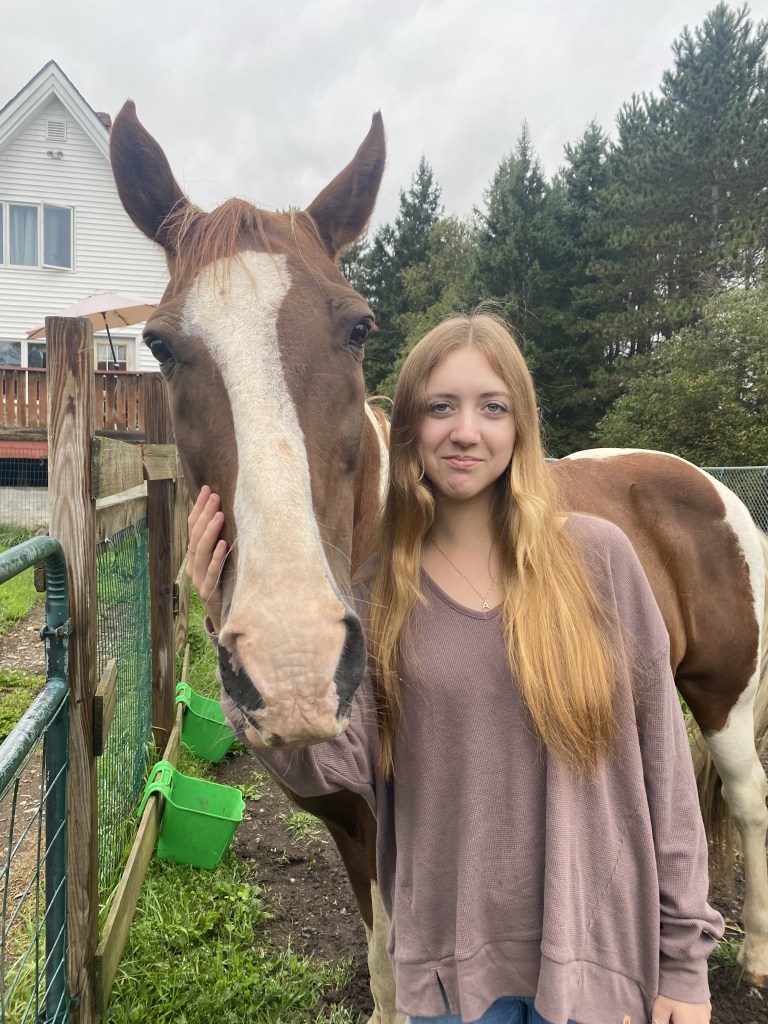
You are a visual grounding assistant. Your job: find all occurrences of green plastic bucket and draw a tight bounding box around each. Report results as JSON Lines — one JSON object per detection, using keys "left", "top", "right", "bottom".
{"left": 138, "top": 760, "right": 245, "bottom": 870}
{"left": 175, "top": 682, "right": 235, "bottom": 762}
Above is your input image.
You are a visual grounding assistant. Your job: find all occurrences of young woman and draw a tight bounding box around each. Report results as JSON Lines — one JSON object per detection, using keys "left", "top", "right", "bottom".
{"left": 188, "top": 313, "right": 723, "bottom": 1024}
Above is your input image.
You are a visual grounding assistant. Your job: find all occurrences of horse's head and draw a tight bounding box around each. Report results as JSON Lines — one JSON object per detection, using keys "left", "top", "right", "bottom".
{"left": 110, "top": 102, "right": 385, "bottom": 747}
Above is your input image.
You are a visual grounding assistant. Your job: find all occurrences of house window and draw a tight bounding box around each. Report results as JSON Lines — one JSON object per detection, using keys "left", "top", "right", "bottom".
{"left": 0, "top": 342, "right": 22, "bottom": 367}
{"left": 0, "top": 203, "right": 74, "bottom": 269}
{"left": 9, "top": 205, "right": 38, "bottom": 266}
{"left": 27, "top": 343, "right": 46, "bottom": 368}
{"left": 43, "top": 205, "right": 72, "bottom": 268}
{"left": 97, "top": 344, "right": 128, "bottom": 371}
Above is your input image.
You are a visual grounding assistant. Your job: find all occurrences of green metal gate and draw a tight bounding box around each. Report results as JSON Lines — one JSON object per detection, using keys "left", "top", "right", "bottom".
{"left": 0, "top": 538, "right": 71, "bottom": 1024}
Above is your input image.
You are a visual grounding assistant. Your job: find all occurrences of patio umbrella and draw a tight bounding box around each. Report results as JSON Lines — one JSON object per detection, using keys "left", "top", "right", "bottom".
{"left": 27, "top": 291, "right": 160, "bottom": 368}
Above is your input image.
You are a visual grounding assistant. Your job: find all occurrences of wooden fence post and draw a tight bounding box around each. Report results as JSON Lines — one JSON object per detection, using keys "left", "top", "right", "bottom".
{"left": 47, "top": 315, "right": 98, "bottom": 1024}
{"left": 145, "top": 375, "right": 175, "bottom": 747}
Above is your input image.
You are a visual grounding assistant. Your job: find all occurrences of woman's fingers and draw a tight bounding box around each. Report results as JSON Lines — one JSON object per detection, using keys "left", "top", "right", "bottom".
{"left": 188, "top": 485, "right": 211, "bottom": 539}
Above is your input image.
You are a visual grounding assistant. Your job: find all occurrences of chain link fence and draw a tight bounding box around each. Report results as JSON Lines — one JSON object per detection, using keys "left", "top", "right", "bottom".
{"left": 700, "top": 466, "right": 768, "bottom": 534}
{"left": 0, "top": 447, "right": 49, "bottom": 533}
{"left": 95, "top": 518, "right": 152, "bottom": 894}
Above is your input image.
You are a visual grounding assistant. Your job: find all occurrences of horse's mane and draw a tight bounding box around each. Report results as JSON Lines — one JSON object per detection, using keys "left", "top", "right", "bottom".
{"left": 162, "top": 198, "right": 324, "bottom": 282}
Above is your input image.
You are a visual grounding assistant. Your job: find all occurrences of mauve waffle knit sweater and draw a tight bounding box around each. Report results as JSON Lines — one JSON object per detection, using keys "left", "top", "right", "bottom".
{"left": 217, "top": 515, "right": 724, "bottom": 1024}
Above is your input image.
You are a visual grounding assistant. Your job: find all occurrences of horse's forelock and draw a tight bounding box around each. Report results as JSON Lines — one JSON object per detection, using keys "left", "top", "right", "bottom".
{"left": 165, "top": 200, "right": 327, "bottom": 286}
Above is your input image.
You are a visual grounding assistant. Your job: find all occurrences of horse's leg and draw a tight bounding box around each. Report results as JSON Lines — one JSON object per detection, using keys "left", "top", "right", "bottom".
{"left": 705, "top": 679, "right": 768, "bottom": 983}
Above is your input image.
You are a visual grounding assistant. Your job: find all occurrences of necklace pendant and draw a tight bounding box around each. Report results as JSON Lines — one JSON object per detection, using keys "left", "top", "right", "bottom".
{"left": 482, "top": 600, "right": 489, "bottom": 610}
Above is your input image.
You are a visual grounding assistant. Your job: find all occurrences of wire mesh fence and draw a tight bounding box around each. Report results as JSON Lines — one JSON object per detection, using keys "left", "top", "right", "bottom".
{"left": 0, "top": 694, "right": 68, "bottom": 1024}
{"left": 700, "top": 466, "right": 768, "bottom": 534}
{"left": 0, "top": 538, "right": 70, "bottom": 1024}
{"left": 95, "top": 518, "right": 152, "bottom": 894}
{"left": 0, "top": 449, "right": 48, "bottom": 534}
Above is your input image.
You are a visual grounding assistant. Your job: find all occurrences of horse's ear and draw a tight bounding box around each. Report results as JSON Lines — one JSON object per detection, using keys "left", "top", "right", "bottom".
{"left": 110, "top": 100, "right": 189, "bottom": 251}
{"left": 306, "top": 113, "right": 386, "bottom": 258}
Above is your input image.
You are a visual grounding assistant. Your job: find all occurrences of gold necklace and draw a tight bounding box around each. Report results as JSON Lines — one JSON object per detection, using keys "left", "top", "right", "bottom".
{"left": 430, "top": 539, "right": 498, "bottom": 610}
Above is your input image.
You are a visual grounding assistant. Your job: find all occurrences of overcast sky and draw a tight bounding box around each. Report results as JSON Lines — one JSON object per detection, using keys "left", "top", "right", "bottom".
{"left": 4, "top": 0, "right": 768, "bottom": 230}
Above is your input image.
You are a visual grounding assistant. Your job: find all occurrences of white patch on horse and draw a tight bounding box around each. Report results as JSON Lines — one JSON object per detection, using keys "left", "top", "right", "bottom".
{"left": 564, "top": 448, "right": 765, "bottom": 640}
{"left": 184, "top": 251, "right": 350, "bottom": 743}
{"left": 365, "top": 403, "right": 389, "bottom": 505}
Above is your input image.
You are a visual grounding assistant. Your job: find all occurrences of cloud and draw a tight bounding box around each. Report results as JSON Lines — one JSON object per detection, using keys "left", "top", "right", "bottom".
{"left": 3, "top": 0, "right": 768, "bottom": 227}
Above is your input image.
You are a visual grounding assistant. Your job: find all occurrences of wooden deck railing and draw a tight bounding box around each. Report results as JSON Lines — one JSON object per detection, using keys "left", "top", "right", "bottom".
{"left": 0, "top": 367, "right": 146, "bottom": 440}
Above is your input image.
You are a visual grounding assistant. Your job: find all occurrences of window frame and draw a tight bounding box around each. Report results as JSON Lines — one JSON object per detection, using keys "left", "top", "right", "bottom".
{"left": 0, "top": 199, "right": 75, "bottom": 272}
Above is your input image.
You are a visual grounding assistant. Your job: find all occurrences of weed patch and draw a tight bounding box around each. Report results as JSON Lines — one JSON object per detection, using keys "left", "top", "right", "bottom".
{"left": 0, "top": 668, "right": 45, "bottom": 740}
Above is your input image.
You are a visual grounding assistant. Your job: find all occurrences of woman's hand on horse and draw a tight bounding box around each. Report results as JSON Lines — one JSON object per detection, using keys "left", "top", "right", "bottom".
{"left": 651, "top": 995, "right": 711, "bottom": 1023}
{"left": 187, "top": 485, "right": 228, "bottom": 635}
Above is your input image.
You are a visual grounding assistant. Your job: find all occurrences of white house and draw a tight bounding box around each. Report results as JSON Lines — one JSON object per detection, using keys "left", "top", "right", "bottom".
{"left": 0, "top": 61, "right": 168, "bottom": 373}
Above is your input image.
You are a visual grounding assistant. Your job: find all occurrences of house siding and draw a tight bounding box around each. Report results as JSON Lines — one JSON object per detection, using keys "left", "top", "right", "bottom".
{"left": 0, "top": 96, "right": 168, "bottom": 371}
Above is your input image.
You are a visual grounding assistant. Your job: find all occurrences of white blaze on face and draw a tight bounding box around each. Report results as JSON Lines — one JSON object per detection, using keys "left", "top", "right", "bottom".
{"left": 184, "top": 251, "right": 350, "bottom": 742}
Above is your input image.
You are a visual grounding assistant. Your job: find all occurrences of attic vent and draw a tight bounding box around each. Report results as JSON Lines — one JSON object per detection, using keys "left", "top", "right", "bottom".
{"left": 46, "top": 120, "right": 66, "bottom": 142}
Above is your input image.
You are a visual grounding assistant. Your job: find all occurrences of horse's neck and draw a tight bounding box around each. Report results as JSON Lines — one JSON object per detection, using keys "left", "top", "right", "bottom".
{"left": 351, "top": 403, "right": 389, "bottom": 572}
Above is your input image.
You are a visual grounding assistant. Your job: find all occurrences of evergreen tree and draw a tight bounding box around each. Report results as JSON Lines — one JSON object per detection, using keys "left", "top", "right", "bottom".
{"left": 354, "top": 157, "right": 443, "bottom": 391}
{"left": 472, "top": 123, "right": 612, "bottom": 454}
{"left": 587, "top": 4, "right": 768, "bottom": 362}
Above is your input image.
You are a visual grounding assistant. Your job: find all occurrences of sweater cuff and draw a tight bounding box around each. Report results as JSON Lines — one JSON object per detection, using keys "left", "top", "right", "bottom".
{"left": 658, "top": 954, "right": 710, "bottom": 1003}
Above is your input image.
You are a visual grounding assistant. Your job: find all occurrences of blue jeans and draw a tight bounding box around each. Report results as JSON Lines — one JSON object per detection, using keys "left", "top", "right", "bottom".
{"left": 409, "top": 995, "right": 579, "bottom": 1024}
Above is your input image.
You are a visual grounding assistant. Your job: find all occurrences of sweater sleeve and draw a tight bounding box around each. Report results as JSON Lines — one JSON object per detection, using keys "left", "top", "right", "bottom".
{"left": 634, "top": 651, "right": 725, "bottom": 1002}
{"left": 205, "top": 617, "right": 378, "bottom": 816}
{"left": 588, "top": 517, "right": 725, "bottom": 1001}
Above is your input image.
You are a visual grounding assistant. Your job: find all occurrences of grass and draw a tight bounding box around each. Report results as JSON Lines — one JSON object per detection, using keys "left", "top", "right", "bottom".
{"left": 106, "top": 856, "right": 357, "bottom": 1024}
{"left": 281, "top": 810, "right": 327, "bottom": 845}
{"left": 105, "top": 583, "right": 361, "bottom": 1024}
{"left": 0, "top": 527, "right": 44, "bottom": 634}
{"left": 0, "top": 668, "right": 46, "bottom": 741}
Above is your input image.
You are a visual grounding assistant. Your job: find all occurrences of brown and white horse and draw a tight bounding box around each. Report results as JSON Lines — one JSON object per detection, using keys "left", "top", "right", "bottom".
{"left": 109, "top": 105, "right": 768, "bottom": 1018}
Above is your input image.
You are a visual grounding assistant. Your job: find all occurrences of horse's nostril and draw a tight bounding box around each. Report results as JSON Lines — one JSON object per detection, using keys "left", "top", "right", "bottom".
{"left": 217, "top": 644, "right": 265, "bottom": 712}
{"left": 334, "top": 611, "right": 367, "bottom": 718}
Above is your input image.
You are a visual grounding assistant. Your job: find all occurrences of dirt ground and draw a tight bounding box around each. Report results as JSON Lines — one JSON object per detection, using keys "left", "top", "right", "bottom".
{"left": 0, "top": 601, "right": 46, "bottom": 675}
{"left": 216, "top": 751, "right": 768, "bottom": 1024}
{"left": 215, "top": 755, "right": 375, "bottom": 1019}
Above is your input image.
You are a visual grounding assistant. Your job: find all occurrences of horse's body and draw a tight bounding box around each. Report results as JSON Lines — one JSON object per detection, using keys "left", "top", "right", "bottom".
{"left": 109, "top": 105, "right": 768, "bottom": 1020}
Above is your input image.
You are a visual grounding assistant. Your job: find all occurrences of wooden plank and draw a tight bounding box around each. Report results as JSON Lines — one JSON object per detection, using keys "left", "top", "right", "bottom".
{"left": 92, "top": 659, "right": 118, "bottom": 757}
{"left": 145, "top": 374, "right": 175, "bottom": 749}
{"left": 174, "top": 553, "right": 190, "bottom": 654}
{"left": 93, "top": 374, "right": 105, "bottom": 432}
{"left": 0, "top": 427, "right": 47, "bottom": 441}
{"left": 105, "top": 374, "right": 117, "bottom": 431}
{"left": 95, "top": 485, "right": 148, "bottom": 542}
{"left": 136, "top": 375, "right": 145, "bottom": 435}
{"left": 93, "top": 699, "right": 184, "bottom": 1014}
{"left": 124, "top": 375, "right": 137, "bottom": 433}
{"left": 141, "top": 443, "right": 179, "bottom": 481}
{"left": 47, "top": 314, "right": 98, "bottom": 1024}
{"left": 115, "top": 375, "right": 128, "bottom": 434}
{"left": 90, "top": 437, "right": 144, "bottom": 500}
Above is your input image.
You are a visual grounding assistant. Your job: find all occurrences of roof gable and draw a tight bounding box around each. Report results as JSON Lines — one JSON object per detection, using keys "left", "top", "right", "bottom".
{"left": 0, "top": 61, "right": 109, "bottom": 162}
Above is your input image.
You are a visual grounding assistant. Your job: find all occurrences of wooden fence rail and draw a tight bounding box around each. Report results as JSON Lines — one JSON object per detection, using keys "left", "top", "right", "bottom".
{"left": 0, "top": 366, "right": 146, "bottom": 439}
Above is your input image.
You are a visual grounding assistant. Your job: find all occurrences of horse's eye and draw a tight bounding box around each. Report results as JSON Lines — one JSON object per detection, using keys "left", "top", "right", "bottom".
{"left": 147, "top": 338, "right": 172, "bottom": 364}
{"left": 350, "top": 322, "right": 370, "bottom": 346}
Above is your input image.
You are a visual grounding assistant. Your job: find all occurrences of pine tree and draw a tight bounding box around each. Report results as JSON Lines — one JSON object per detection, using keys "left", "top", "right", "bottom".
{"left": 588, "top": 4, "right": 768, "bottom": 361}
{"left": 472, "top": 123, "right": 613, "bottom": 454}
{"left": 355, "top": 157, "right": 443, "bottom": 391}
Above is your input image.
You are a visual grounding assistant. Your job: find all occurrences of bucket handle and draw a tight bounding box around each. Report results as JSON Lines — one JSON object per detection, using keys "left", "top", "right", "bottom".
{"left": 175, "top": 682, "right": 193, "bottom": 707}
{"left": 137, "top": 759, "right": 175, "bottom": 818}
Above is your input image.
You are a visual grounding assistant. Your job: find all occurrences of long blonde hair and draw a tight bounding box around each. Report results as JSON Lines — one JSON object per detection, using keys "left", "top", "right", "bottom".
{"left": 367, "top": 312, "right": 618, "bottom": 779}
